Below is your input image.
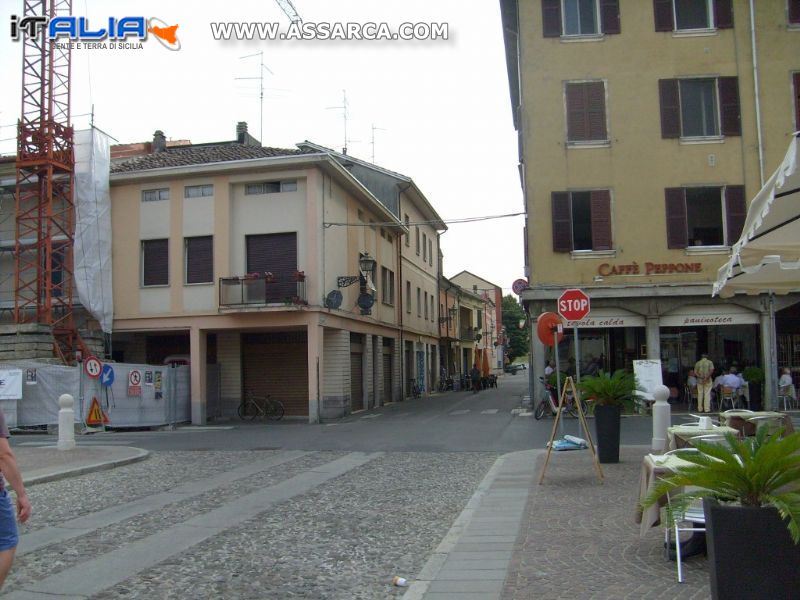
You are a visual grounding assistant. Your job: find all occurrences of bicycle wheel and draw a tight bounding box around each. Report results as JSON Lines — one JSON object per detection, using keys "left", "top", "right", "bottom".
{"left": 265, "top": 397, "right": 285, "bottom": 421}
{"left": 534, "top": 400, "right": 547, "bottom": 420}
{"left": 238, "top": 400, "right": 258, "bottom": 421}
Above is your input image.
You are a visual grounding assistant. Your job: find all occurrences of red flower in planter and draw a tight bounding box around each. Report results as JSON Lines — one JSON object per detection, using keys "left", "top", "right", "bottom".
{"left": 293, "top": 270, "right": 306, "bottom": 282}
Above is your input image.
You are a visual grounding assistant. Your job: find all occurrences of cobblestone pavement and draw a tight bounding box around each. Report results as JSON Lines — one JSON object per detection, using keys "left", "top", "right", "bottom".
{"left": 6, "top": 450, "right": 498, "bottom": 599}
{"left": 502, "top": 447, "right": 710, "bottom": 600}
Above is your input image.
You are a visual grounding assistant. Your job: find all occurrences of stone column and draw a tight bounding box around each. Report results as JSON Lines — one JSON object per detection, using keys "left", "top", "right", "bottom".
{"left": 307, "top": 317, "right": 323, "bottom": 423}
{"left": 189, "top": 327, "right": 207, "bottom": 425}
{"left": 646, "top": 316, "right": 660, "bottom": 361}
{"left": 760, "top": 311, "right": 776, "bottom": 411}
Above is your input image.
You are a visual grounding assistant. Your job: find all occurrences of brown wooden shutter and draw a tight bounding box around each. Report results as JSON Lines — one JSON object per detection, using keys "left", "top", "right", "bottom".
{"left": 659, "top": 79, "right": 681, "bottom": 138}
{"left": 542, "top": 0, "right": 562, "bottom": 37}
{"left": 566, "top": 84, "right": 587, "bottom": 141}
{"left": 600, "top": 0, "right": 621, "bottom": 34}
{"left": 590, "top": 190, "right": 612, "bottom": 251}
{"left": 587, "top": 82, "right": 607, "bottom": 140}
{"left": 718, "top": 77, "right": 741, "bottom": 136}
{"left": 665, "top": 188, "right": 688, "bottom": 249}
{"left": 713, "top": 0, "right": 734, "bottom": 29}
{"left": 790, "top": 0, "right": 800, "bottom": 24}
{"left": 653, "top": 0, "right": 674, "bottom": 31}
{"left": 725, "top": 185, "right": 747, "bottom": 245}
{"left": 186, "top": 236, "right": 213, "bottom": 284}
{"left": 142, "top": 239, "right": 168, "bottom": 286}
{"left": 246, "top": 232, "right": 298, "bottom": 301}
{"left": 551, "top": 192, "right": 573, "bottom": 252}
{"left": 793, "top": 73, "right": 800, "bottom": 131}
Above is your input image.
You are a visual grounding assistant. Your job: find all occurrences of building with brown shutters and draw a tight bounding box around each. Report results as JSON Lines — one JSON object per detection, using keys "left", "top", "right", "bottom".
{"left": 500, "top": 0, "right": 800, "bottom": 399}
{"left": 108, "top": 123, "right": 444, "bottom": 423}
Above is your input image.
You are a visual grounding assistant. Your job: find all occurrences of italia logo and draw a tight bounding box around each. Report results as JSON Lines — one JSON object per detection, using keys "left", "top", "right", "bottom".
{"left": 10, "top": 15, "right": 181, "bottom": 50}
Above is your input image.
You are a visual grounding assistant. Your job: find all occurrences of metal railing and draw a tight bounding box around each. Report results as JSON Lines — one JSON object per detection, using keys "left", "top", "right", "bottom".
{"left": 219, "top": 274, "right": 307, "bottom": 307}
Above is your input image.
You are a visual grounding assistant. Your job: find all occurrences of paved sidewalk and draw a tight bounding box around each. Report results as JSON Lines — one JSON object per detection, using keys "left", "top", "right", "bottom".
{"left": 13, "top": 445, "right": 149, "bottom": 486}
{"left": 406, "top": 446, "right": 711, "bottom": 600}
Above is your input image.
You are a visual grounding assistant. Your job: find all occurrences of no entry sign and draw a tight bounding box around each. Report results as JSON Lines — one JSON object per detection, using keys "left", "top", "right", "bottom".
{"left": 557, "top": 289, "right": 590, "bottom": 321}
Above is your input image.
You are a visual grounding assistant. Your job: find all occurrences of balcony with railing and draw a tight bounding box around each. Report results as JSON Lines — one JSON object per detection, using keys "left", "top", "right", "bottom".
{"left": 219, "top": 272, "right": 307, "bottom": 309}
{"left": 461, "top": 326, "right": 481, "bottom": 341}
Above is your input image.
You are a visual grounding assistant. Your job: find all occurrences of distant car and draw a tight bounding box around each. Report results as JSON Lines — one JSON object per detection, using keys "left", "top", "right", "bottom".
{"left": 504, "top": 364, "right": 526, "bottom": 374}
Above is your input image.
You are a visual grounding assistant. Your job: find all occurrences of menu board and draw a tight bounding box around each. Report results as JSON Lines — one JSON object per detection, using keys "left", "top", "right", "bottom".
{"left": 633, "top": 360, "right": 663, "bottom": 401}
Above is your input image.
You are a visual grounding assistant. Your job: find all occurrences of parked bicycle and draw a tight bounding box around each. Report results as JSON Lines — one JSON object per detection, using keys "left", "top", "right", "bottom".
{"left": 238, "top": 391, "right": 285, "bottom": 421}
{"left": 534, "top": 376, "right": 588, "bottom": 420}
{"left": 409, "top": 379, "right": 422, "bottom": 399}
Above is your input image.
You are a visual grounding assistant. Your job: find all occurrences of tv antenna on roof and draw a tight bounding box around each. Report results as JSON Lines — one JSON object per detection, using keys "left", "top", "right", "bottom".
{"left": 326, "top": 90, "right": 352, "bottom": 155}
{"left": 370, "top": 124, "right": 387, "bottom": 164}
{"left": 236, "top": 51, "right": 274, "bottom": 144}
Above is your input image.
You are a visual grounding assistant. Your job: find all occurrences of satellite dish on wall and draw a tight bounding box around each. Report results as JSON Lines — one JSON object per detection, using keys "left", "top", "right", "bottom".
{"left": 325, "top": 290, "right": 343, "bottom": 309}
{"left": 357, "top": 293, "right": 375, "bottom": 310}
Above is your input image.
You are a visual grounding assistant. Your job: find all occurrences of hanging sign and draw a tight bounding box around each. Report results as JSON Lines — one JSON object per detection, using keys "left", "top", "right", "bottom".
{"left": 128, "top": 369, "right": 142, "bottom": 397}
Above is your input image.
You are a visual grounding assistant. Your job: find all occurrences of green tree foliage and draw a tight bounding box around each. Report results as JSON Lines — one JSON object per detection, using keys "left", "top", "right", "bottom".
{"left": 501, "top": 295, "right": 528, "bottom": 362}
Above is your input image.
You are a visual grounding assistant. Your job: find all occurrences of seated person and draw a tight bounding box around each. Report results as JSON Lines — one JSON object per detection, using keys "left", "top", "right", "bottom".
{"left": 713, "top": 369, "right": 727, "bottom": 390}
{"left": 779, "top": 368, "right": 796, "bottom": 399}
{"left": 544, "top": 360, "right": 555, "bottom": 377}
{"left": 721, "top": 366, "right": 745, "bottom": 391}
{"left": 686, "top": 369, "right": 698, "bottom": 389}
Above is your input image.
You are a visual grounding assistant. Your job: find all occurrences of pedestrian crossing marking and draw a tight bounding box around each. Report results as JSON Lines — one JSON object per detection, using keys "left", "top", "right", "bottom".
{"left": 361, "top": 414, "right": 381, "bottom": 419}
{"left": 450, "top": 410, "right": 470, "bottom": 415}
{"left": 481, "top": 409, "right": 499, "bottom": 414}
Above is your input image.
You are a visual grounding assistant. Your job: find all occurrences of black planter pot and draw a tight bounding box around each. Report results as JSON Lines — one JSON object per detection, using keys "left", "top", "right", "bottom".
{"left": 593, "top": 404, "right": 621, "bottom": 463}
{"left": 748, "top": 383, "right": 763, "bottom": 411}
{"left": 704, "top": 498, "right": 800, "bottom": 599}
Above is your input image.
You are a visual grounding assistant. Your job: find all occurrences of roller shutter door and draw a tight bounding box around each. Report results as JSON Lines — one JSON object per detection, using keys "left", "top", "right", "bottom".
{"left": 242, "top": 332, "right": 308, "bottom": 416}
{"left": 351, "top": 353, "right": 363, "bottom": 411}
{"left": 382, "top": 354, "right": 392, "bottom": 404}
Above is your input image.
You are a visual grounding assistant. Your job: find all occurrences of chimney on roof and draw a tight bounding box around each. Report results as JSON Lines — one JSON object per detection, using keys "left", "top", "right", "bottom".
{"left": 152, "top": 130, "right": 166, "bottom": 153}
{"left": 236, "top": 121, "right": 261, "bottom": 147}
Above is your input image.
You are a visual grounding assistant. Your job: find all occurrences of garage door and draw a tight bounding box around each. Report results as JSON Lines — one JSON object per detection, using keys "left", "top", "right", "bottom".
{"left": 382, "top": 353, "right": 392, "bottom": 404}
{"left": 242, "top": 332, "right": 308, "bottom": 416}
{"left": 351, "top": 353, "right": 363, "bottom": 411}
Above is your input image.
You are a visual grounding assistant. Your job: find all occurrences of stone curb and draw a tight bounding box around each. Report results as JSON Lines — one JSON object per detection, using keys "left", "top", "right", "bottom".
{"left": 23, "top": 448, "right": 151, "bottom": 487}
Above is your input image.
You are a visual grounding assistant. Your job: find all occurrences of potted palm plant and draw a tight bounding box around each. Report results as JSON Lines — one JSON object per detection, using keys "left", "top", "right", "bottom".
{"left": 642, "top": 427, "right": 800, "bottom": 599}
{"left": 577, "top": 370, "right": 635, "bottom": 463}
{"left": 742, "top": 365, "right": 765, "bottom": 410}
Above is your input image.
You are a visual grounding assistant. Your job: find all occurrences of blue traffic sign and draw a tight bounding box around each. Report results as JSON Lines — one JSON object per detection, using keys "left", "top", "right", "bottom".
{"left": 100, "top": 364, "right": 115, "bottom": 387}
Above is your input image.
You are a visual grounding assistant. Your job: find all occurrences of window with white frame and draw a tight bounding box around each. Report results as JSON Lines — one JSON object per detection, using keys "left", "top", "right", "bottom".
{"left": 142, "top": 188, "right": 169, "bottom": 202}
{"left": 381, "top": 267, "right": 395, "bottom": 305}
{"left": 659, "top": 77, "right": 741, "bottom": 138}
{"left": 184, "top": 184, "right": 213, "bottom": 198}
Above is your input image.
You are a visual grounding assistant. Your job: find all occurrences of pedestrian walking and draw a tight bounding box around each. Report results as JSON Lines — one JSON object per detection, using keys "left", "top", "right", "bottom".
{"left": 0, "top": 409, "right": 30, "bottom": 589}
{"left": 470, "top": 363, "right": 481, "bottom": 394}
{"left": 694, "top": 353, "right": 715, "bottom": 413}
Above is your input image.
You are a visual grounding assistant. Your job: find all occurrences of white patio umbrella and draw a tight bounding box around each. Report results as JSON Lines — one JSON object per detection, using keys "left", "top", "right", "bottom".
{"left": 714, "top": 133, "right": 800, "bottom": 407}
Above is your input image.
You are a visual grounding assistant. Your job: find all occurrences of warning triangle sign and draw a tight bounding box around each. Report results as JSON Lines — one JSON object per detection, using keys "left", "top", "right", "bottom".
{"left": 86, "top": 397, "right": 109, "bottom": 425}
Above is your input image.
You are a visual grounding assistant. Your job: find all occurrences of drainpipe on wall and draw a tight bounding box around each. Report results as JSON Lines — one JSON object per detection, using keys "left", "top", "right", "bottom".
{"left": 749, "top": 0, "right": 765, "bottom": 186}
{"left": 397, "top": 184, "right": 411, "bottom": 400}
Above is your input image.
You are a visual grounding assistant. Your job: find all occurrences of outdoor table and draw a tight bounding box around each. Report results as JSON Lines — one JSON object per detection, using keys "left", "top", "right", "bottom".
{"left": 666, "top": 425, "right": 739, "bottom": 451}
{"left": 719, "top": 410, "right": 794, "bottom": 436}
{"left": 635, "top": 453, "right": 695, "bottom": 537}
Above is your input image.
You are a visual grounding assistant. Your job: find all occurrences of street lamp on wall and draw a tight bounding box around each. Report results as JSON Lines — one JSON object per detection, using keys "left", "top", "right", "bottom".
{"left": 337, "top": 252, "right": 377, "bottom": 288}
{"left": 439, "top": 306, "right": 458, "bottom": 324}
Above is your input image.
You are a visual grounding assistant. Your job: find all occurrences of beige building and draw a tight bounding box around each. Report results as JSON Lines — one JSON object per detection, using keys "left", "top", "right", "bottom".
{"left": 109, "top": 125, "right": 413, "bottom": 423}
{"left": 450, "top": 271, "right": 504, "bottom": 373}
{"left": 501, "top": 0, "right": 800, "bottom": 400}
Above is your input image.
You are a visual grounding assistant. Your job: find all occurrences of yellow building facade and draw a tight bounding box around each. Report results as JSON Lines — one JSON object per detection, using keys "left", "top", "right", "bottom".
{"left": 501, "top": 0, "right": 800, "bottom": 401}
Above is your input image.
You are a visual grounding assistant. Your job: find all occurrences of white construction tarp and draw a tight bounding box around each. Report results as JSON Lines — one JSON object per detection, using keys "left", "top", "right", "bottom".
{"left": 74, "top": 128, "right": 114, "bottom": 333}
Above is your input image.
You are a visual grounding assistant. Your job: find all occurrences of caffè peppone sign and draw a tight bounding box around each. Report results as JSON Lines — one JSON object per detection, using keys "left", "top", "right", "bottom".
{"left": 597, "top": 261, "right": 703, "bottom": 277}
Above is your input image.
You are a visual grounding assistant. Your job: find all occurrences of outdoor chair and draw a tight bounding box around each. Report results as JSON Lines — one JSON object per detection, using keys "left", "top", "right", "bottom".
{"left": 778, "top": 385, "right": 796, "bottom": 411}
{"left": 684, "top": 385, "right": 699, "bottom": 412}
{"left": 719, "top": 386, "right": 737, "bottom": 411}
{"left": 661, "top": 449, "right": 705, "bottom": 583}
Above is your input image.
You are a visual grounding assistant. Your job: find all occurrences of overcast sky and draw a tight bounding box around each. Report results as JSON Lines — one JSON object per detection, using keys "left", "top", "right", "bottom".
{"left": 0, "top": 0, "right": 524, "bottom": 295}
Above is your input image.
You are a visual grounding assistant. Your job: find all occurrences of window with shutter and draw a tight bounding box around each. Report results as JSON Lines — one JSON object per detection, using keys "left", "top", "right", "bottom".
{"left": 551, "top": 192, "right": 573, "bottom": 252}
{"left": 724, "top": 185, "right": 746, "bottom": 244}
{"left": 793, "top": 73, "right": 800, "bottom": 130}
{"left": 245, "top": 232, "right": 298, "bottom": 302}
{"left": 542, "top": 0, "right": 562, "bottom": 37}
{"left": 563, "top": 0, "right": 600, "bottom": 35}
{"left": 718, "top": 77, "right": 741, "bottom": 136}
{"left": 686, "top": 188, "right": 723, "bottom": 246}
{"left": 674, "top": 0, "right": 712, "bottom": 30}
{"left": 713, "top": 0, "right": 734, "bottom": 29}
{"left": 571, "top": 192, "right": 593, "bottom": 250}
{"left": 680, "top": 78, "right": 719, "bottom": 137}
{"left": 185, "top": 236, "right": 213, "bottom": 284}
{"left": 566, "top": 81, "right": 608, "bottom": 143}
{"left": 142, "top": 239, "right": 169, "bottom": 286}
{"left": 600, "top": 0, "right": 621, "bottom": 34}
{"left": 659, "top": 79, "right": 681, "bottom": 138}
{"left": 406, "top": 281, "right": 411, "bottom": 313}
{"left": 789, "top": 0, "right": 800, "bottom": 25}
{"left": 653, "top": 0, "right": 675, "bottom": 31}
{"left": 665, "top": 188, "right": 688, "bottom": 249}
{"left": 590, "top": 190, "right": 612, "bottom": 251}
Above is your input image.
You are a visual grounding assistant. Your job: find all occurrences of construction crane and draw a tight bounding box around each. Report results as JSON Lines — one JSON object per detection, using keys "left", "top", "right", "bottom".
{"left": 275, "top": 0, "right": 303, "bottom": 23}
{"left": 15, "top": 0, "right": 85, "bottom": 364}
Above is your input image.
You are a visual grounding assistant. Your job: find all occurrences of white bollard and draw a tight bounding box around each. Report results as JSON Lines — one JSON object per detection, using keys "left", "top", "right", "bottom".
{"left": 58, "top": 393, "right": 76, "bottom": 451}
{"left": 652, "top": 384, "right": 671, "bottom": 452}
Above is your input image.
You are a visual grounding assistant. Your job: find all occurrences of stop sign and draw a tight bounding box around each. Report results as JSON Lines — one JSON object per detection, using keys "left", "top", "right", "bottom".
{"left": 557, "top": 288, "right": 590, "bottom": 321}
